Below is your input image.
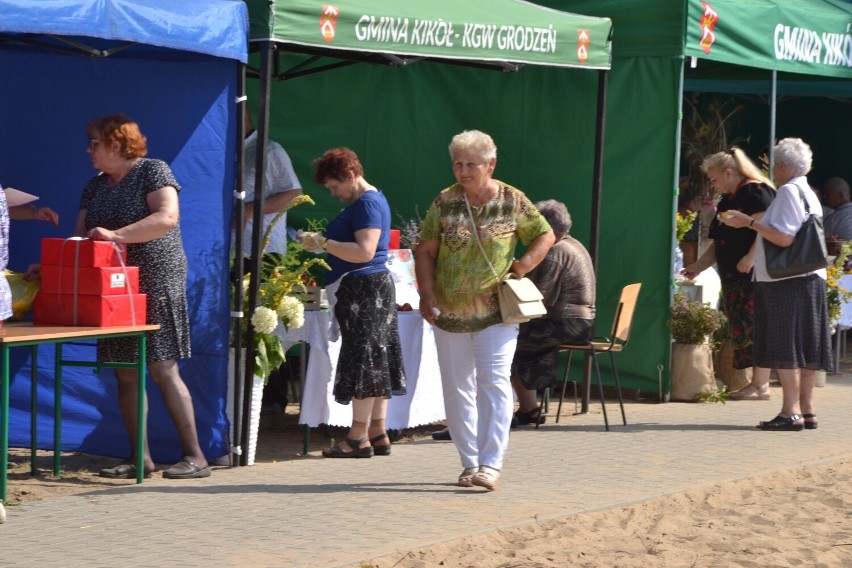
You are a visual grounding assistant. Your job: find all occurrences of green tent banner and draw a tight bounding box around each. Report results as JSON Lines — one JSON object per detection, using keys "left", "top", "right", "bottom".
{"left": 248, "top": 0, "right": 612, "bottom": 69}
{"left": 685, "top": 0, "right": 852, "bottom": 79}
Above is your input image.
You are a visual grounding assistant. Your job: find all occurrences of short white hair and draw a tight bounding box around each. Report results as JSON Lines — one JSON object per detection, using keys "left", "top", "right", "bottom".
{"left": 775, "top": 138, "right": 813, "bottom": 177}
{"left": 448, "top": 130, "right": 497, "bottom": 161}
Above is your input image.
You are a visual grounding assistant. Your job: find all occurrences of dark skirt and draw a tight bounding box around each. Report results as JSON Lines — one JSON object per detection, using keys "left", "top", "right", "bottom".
{"left": 718, "top": 278, "right": 755, "bottom": 370}
{"left": 511, "top": 317, "right": 595, "bottom": 391}
{"left": 753, "top": 274, "right": 833, "bottom": 371}
{"left": 98, "top": 270, "right": 191, "bottom": 364}
{"left": 333, "top": 271, "right": 407, "bottom": 404}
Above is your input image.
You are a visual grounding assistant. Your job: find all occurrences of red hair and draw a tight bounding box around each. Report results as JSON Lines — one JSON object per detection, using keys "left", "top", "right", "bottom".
{"left": 313, "top": 147, "right": 364, "bottom": 184}
{"left": 87, "top": 114, "right": 148, "bottom": 159}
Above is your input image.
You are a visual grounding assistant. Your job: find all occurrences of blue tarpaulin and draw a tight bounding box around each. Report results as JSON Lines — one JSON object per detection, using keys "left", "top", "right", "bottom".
{"left": 0, "top": 0, "right": 248, "bottom": 462}
{"left": 0, "top": 0, "right": 248, "bottom": 62}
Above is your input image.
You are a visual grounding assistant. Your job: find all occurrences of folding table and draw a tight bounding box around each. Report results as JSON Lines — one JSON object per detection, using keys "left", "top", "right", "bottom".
{"left": 1, "top": 323, "right": 159, "bottom": 502}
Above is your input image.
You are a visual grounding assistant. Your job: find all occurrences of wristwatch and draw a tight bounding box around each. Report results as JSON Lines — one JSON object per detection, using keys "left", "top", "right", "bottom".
{"left": 749, "top": 218, "right": 756, "bottom": 228}
{"left": 321, "top": 237, "right": 329, "bottom": 250}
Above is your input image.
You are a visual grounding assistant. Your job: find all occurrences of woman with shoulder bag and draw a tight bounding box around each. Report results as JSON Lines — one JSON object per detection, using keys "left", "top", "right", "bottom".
{"left": 720, "top": 138, "right": 832, "bottom": 431}
{"left": 415, "top": 130, "right": 554, "bottom": 490}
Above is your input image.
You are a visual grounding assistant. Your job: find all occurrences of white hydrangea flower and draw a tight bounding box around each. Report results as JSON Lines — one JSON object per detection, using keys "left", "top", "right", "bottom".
{"left": 251, "top": 306, "right": 279, "bottom": 335}
{"left": 277, "top": 295, "right": 305, "bottom": 330}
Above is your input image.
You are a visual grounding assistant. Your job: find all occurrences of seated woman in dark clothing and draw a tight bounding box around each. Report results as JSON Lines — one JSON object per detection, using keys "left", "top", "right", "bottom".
{"left": 511, "top": 199, "right": 596, "bottom": 426}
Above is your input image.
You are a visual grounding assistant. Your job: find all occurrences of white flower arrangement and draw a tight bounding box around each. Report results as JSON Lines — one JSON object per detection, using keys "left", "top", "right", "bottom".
{"left": 250, "top": 306, "right": 279, "bottom": 335}
{"left": 276, "top": 295, "right": 305, "bottom": 330}
{"left": 235, "top": 194, "right": 330, "bottom": 382}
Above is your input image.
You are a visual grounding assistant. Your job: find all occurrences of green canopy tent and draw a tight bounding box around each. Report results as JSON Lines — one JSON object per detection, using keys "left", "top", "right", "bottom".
{"left": 539, "top": 0, "right": 852, "bottom": 400}
{"left": 237, "top": 0, "right": 613, "bottom": 463}
{"left": 683, "top": 0, "right": 852, "bottom": 78}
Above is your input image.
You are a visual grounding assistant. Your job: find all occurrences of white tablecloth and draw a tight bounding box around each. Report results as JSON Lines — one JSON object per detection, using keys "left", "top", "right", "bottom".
{"left": 274, "top": 310, "right": 445, "bottom": 429}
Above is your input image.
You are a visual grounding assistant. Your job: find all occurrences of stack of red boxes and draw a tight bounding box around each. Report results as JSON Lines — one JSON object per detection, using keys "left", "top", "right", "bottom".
{"left": 33, "top": 238, "right": 146, "bottom": 327}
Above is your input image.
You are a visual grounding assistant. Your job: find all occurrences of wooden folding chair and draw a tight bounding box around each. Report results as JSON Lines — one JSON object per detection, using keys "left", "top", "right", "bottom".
{"left": 555, "top": 283, "right": 642, "bottom": 431}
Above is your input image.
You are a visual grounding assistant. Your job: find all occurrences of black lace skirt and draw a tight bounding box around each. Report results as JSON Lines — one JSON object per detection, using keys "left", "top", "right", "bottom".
{"left": 332, "top": 271, "right": 407, "bottom": 403}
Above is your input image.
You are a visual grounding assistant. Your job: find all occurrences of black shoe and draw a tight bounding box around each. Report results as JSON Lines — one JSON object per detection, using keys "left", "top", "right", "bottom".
{"left": 756, "top": 414, "right": 804, "bottom": 431}
{"left": 322, "top": 437, "right": 374, "bottom": 458}
{"left": 512, "top": 406, "right": 544, "bottom": 428}
{"left": 261, "top": 402, "right": 285, "bottom": 416}
{"left": 431, "top": 427, "right": 451, "bottom": 441}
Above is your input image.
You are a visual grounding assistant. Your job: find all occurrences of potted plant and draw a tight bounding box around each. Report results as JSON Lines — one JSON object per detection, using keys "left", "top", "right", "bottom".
{"left": 711, "top": 311, "right": 752, "bottom": 394}
{"left": 669, "top": 292, "right": 723, "bottom": 401}
{"left": 826, "top": 241, "right": 852, "bottom": 328}
{"left": 235, "top": 195, "right": 330, "bottom": 381}
{"left": 230, "top": 195, "right": 330, "bottom": 463}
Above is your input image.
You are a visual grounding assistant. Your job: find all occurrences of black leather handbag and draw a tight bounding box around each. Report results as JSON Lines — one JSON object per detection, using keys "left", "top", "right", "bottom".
{"left": 764, "top": 183, "right": 828, "bottom": 279}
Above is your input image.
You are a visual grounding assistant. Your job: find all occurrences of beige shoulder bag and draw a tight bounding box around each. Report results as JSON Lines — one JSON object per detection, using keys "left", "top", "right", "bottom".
{"left": 464, "top": 195, "right": 547, "bottom": 324}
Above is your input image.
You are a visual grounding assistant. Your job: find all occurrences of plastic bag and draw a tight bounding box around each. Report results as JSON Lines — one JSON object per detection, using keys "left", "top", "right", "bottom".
{"left": 4, "top": 269, "right": 39, "bottom": 321}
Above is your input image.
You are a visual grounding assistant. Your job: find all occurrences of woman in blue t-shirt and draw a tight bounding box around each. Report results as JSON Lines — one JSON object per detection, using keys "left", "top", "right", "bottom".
{"left": 302, "top": 147, "right": 406, "bottom": 458}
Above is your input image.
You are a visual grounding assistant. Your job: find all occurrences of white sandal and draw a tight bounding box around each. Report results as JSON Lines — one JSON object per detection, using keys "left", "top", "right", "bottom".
{"left": 730, "top": 384, "right": 770, "bottom": 401}
{"left": 471, "top": 466, "right": 500, "bottom": 491}
{"left": 458, "top": 467, "right": 477, "bottom": 487}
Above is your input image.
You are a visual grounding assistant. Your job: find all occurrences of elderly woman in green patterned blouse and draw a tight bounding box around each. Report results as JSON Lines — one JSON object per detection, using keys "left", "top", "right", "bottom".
{"left": 415, "top": 130, "right": 554, "bottom": 491}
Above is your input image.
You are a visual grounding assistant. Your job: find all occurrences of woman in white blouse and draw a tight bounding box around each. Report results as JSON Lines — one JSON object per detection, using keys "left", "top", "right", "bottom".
{"left": 720, "top": 138, "right": 832, "bottom": 431}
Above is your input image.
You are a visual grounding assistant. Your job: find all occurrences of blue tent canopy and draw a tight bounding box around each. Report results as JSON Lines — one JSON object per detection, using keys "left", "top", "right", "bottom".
{"left": 0, "top": 0, "right": 248, "bottom": 62}
{"left": 0, "top": 0, "right": 247, "bottom": 463}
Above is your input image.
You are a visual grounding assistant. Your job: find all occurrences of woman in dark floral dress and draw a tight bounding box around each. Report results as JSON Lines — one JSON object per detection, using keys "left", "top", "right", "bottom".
{"left": 683, "top": 148, "right": 775, "bottom": 401}
{"left": 74, "top": 114, "right": 209, "bottom": 479}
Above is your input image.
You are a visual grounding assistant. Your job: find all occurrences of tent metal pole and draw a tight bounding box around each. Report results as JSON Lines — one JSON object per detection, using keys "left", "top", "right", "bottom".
{"left": 231, "top": 63, "right": 247, "bottom": 467}
{"left": 241, "top": 41, "right": 274, "bottom": 466}
{"left": 589, "top": 69, "right": 608, "bottom": 272}
{"left": 672, "top": 55, "right": 686, "bottom": 270}
{"left": 578, "top": 68, "right": 608, "bottom": 415}
{"left": 769, "top": 70, "right": 777, "bottom": 182}
{"left": 662, "top": 56, "right": 688, "bottom": 404}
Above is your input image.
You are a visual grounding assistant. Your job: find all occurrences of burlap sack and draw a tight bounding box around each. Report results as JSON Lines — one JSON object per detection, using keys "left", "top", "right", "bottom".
{"left": 714, "top": 339, "right": 752, "bottom": 393}
{"left": 670, "top": 343, "right": 716, "bottom": 402}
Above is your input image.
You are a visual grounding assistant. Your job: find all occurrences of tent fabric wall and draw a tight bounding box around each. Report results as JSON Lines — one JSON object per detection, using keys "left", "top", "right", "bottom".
{"left": 241, "top": 0, "right": 618, "bottom": 418}
{"left": 0, "top": 0, "right": 248, "bottom": 61}
{"left": 256, "top": 53, "right": 677, "bottom": 392}
{"left": 249, "top": 0, "right": 850, "bottom": 398}
{"left": 683, "top": 0, "right": 852, "bottom": 78}
{"left": 545, "top": 0, "right": 851, "bottom": 396}
{"left": 685, "top": 90, "right": 852, "bottom": 190}
{"left": 0, "top": 2, "right": 246, "bottom": 463}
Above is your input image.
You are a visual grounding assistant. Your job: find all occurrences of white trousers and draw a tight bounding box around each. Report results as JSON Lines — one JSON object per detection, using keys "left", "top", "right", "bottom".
{"left": 433, "top": 323, "right": 518, "bottom": 470}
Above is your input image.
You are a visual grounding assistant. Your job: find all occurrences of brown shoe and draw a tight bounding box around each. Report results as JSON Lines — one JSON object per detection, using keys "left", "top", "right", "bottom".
{"left": 729, "top": 385, "right": 770, "bottom": 401}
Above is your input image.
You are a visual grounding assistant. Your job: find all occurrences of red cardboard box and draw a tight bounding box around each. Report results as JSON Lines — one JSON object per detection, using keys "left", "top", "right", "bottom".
{"left": 388, "top": 229, "right": 401, "bottom": 250}
{"left": 41, "top": 238, "right": 127, "bottom": 267}
{"left": 33, "top": 293, "right": 147, "bottom": 327}
{"left": 40, "top": 265, "right": 140, "bottom": 295}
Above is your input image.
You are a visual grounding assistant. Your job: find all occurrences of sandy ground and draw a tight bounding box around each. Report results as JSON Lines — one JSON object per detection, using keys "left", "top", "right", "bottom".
{"left": 362, "top": 457, "right": 852, "bottom": 568}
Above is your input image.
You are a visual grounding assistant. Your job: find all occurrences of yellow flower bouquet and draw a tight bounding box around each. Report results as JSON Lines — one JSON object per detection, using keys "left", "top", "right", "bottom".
{"left": 826, "top": 241, "right": 852, "bottom": 327}
{"left": 675, "top": 210, "right": 697, "bottom": 242}
{"left": 236, "top": 194, "right": 330, "bottom": 382}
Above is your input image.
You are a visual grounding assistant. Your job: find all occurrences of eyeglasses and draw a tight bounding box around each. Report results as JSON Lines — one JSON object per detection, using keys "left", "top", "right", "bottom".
{"left": 87, "top": 139, "right": 101, "bottom": 150}
{"left": 452, "top": 162, "right": 487, "bottom": 171}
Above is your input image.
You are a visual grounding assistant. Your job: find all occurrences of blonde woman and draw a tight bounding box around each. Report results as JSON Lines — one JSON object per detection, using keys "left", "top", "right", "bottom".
{"left": 682, "top": 148, "right": 775, "bottom": 400}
